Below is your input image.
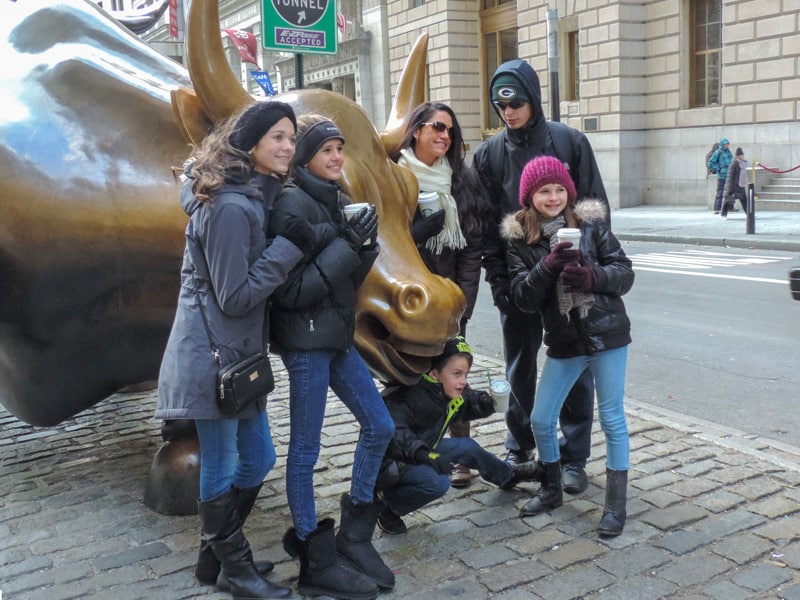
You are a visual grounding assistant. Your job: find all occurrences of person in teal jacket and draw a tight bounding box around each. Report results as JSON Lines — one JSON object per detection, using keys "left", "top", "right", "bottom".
{"left": 707, "top": 138, "right": 733, "bottom": 213}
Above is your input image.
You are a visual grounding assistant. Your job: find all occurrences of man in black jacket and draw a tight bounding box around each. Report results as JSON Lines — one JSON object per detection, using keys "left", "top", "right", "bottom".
{"left": 473, "top": 59, "right": 610, "bottom": 494}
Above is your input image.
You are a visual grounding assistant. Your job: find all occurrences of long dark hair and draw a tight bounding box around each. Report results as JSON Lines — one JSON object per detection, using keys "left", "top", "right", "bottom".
{"left": 399, "top": 102, "right": 492, "bottom": 239}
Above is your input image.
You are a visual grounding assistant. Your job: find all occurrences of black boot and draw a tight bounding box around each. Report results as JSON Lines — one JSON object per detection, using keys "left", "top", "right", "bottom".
{"left": 598, "top": 469, "right": 628, "bottom": 537}
{"left": 197, "top": 490, "right": 295, "bottom": 599}
{"left": 195, "top": 484, "right": 275, "bottom": 587}
{"left": 283, "top": 518, "right": 378, "bottom": 600}
{"left": 335, "top": 493, "right": 395, "bottom": 589}
{"left": 499, "top": 460, "right": 544, "bottom": 489}
{"left": 519, "top": 461, "right": 563, "bottom": 517}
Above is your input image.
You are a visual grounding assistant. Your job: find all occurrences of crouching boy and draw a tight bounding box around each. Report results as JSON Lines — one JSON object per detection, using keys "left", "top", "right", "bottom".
{"left": 375, "top": 336, "right": 540, "bottom": 534}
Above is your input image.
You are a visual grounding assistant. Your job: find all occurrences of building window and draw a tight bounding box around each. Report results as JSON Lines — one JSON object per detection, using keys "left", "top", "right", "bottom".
{"left": 558, "top": 19, "right": 580, "bottom": 103}
{"left": 480, "top": 2, "right": 518, "bottom": 131}
{"left": 411, "top": 0, "right": 424, "bottom": 7}
{"left": 691, "top": 0, "right": 721, "bottom": 106}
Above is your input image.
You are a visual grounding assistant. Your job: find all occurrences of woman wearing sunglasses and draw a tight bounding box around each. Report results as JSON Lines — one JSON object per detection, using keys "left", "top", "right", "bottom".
{"left": 392, "top": 102, "right": 493, "bottom": 491}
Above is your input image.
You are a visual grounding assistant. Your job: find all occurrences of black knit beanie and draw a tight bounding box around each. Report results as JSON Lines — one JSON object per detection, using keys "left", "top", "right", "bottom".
{"left": 230, "top": 101, "right": 296, "bottom": 152}
{"left": 293, "top": 120, "right": 345, "bottom": 167}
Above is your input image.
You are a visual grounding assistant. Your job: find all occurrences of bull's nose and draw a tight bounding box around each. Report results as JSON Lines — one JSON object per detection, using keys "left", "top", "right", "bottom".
{"left": 394, "top": 282, "right": 428, "bottom": 317}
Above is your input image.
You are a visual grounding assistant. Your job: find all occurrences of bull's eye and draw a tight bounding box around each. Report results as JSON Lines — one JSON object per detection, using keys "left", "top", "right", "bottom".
{"left": 395, "top": 283, "right": 428, "bottom": 317}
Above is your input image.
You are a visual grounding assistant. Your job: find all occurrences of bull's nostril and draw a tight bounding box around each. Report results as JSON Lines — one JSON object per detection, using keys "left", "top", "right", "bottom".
{"left": 395, "top": 283, "right": 428, "bottom": 317}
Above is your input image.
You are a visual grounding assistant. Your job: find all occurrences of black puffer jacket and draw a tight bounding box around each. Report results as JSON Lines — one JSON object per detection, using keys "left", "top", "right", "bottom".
{"left": 504, "top": 199, "right": 634, "bottom": 358}
{"left": 376, "top": 377, "right": 495, "bottom": 486}
{"left": 267, "top": 166, "right": 379, "bottom": 352}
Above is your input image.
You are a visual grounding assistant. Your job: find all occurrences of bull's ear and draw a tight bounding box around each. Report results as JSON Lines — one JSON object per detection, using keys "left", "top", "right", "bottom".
{"left": 380, "top": 33, "right": 428, "bottom": 158}
{"left": 171, "top": 87, "right": 213, "bottom": 146}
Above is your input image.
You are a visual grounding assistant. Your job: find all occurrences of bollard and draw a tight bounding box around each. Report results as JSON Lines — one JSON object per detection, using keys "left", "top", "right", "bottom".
{"left": 746, "top": 183, "right": 755, "bottom": 234}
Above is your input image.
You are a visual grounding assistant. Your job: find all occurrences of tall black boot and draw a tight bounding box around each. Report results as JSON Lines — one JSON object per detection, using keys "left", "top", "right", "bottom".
{"left": 282, "top": 518, "right": 378, "bottom": 600}
{"left": 198, "top": 490, "right": 295, "bottom": 599}
{"left": 519, "top": 460, "right": 563, "bottom": 517}
{"left": 195, "top": 484, "right": 274, "bottom": 586}
{"left": 335, "top": 493, "right": 395, "bottom": 589}
{"left": 598, "top": 469, "right": 628, "bottom": 537}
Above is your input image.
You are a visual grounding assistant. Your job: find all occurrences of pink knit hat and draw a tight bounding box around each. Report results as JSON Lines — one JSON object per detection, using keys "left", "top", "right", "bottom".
{"left": 518, "top": 155, "right": 576, "bottom": 207}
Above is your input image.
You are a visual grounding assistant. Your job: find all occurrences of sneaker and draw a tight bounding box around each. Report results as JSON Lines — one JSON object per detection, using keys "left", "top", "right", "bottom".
{"left": 504, "top": 449, "right": 533, "bottom": 467}
{"left": 561, "top": 463, "right": 589, "bottom": 494}
{"left": 450, "top": 464, "right": 473, "bottom": 488}
{"left": 377, "top": 507, "right": 407, "bottom": 534}
{"left": 720, "top": 214, "right": 727, "bottom": 220}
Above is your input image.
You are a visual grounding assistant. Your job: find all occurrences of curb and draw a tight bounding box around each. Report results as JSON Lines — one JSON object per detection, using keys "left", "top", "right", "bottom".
{"left": 616, "top": 232, "right": 800, "bottom": 253}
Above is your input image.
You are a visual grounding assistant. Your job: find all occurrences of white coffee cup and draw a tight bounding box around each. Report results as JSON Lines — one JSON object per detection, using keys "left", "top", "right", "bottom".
{"left": 343, "top": 202, "right": 370, "bottom": 221}
{"left": 417, "top": 192, "right": 440, "bottom": 218}
{"left": 556, "top": 227, "right": 582, "bottom": 247}
{"left": 490, "top": 379, "right": 511, "bottom": 413}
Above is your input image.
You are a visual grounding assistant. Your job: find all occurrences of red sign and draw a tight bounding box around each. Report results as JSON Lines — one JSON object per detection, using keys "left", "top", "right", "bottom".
{"left": 168, "top": 0, "right": 178, "bottom": 39}
{"left": 222, "top": 29, "right": 261, "bottom": 68}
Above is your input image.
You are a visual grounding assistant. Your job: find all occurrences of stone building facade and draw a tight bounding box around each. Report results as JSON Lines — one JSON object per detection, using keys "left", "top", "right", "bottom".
{"left": 139, "top": 0, "right": 800, "bottom": 208}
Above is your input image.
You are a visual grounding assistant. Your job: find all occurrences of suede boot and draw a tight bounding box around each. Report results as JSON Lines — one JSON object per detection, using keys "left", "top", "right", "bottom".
{"left": 598, "top": 469, "right": 628, "bottom": 537}
{"left": 519, "top": 460, "right": 563, "bottom": 517}
{"left": 282, "top": 518, "right": 378, "bottom": 600}
{"left": 197, "top": 490, "right": 294, "bottom": 599}
{"left": 335, "top": 493, "right": 395, "bottom": 589}
{"left": 195, "top": 484, "right": 274, "bottom": 587}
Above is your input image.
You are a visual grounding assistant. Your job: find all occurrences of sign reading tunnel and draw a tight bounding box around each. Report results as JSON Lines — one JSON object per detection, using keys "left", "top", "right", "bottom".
{"left": 262, "top": 0, "right": 337, "bottom": 55}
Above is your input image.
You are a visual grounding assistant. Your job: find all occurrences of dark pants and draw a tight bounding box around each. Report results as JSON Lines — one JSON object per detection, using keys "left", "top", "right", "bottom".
{"left": 500, "top": 307, "right": 594, "bottom": 466}
{"left": 713, "top": 178, "right": 726, "bottom": 212}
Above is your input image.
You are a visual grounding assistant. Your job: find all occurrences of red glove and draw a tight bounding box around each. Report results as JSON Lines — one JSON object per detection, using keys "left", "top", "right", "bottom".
{"left": 540, "top": 241, "right": 581, "bottom": 274}
{"left": 560, "top": 263, "right": 597, "bottom": 292}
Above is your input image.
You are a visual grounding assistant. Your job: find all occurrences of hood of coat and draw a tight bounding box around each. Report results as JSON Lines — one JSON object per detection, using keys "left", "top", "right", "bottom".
{"left": 500, "top": 198, "right": 608, "bottom": 242}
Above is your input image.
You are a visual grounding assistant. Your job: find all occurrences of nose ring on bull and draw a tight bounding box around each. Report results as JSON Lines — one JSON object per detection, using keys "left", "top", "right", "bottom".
{"left": 394, "top": 282, "right": 429, "bottom": 318}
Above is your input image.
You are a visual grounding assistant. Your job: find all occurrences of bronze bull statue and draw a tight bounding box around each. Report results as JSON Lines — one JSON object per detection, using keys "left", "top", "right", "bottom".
{"left": 2, "top": 0, "right": 465, "bottom": 510}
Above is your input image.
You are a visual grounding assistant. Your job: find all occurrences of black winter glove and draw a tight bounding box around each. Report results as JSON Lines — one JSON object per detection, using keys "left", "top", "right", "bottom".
{"left": 279, "top": 214, "right": 315, "bottom": 256}
{"left": 540, "top": 241, "right": 581, "bottom": 275}
{"left": 343, "top": 205, "right": 378, "bottom": 250}
{"left": 414, "top": 448, "right": 451, "bottom": 475}
{"left": 411, "top": 209, "right": 445, "bottom": 245}
{"left": 490, "top": 281, "right": 515, "bottom": 314}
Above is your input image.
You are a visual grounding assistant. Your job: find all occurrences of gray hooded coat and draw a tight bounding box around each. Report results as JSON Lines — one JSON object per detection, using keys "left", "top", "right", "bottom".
{"left": 155, "top": 175, "right": 303, "bottom": 420}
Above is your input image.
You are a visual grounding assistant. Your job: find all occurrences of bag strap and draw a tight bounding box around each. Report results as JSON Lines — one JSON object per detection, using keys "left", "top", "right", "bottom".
{"left": 547, "top": 120, "right": 574, "bottom": 173}
{"left": 193, "top": 273, "right": 223, "bottom": 369}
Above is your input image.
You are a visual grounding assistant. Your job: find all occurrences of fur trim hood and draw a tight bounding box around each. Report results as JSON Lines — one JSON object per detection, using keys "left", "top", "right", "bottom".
{"left": 501, "top": 198, "right": 608, "bottom": 242}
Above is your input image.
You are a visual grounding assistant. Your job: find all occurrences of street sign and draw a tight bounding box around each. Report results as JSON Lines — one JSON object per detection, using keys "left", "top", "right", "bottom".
{"left": 261, "top": 0, "right": 337, "bottom": 55}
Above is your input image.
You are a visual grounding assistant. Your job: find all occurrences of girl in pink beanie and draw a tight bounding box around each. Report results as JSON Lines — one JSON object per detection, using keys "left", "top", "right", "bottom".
{"left": 501, "top": 154, "right": 635, "bottom": 537}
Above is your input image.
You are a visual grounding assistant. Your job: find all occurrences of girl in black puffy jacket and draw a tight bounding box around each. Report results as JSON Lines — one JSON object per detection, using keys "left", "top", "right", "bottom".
{"left": 503, "top": 155, "right": 634, "bottom": 537}
{"left": 267, "top": 115, "right": 394, "bottom": 599}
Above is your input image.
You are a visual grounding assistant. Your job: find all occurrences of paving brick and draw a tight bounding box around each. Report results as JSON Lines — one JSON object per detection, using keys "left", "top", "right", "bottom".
{"left": 753, "top": 514, "right": 800, "bottom": 542}
{"left": 477, "top": 557, "right": 552, "bottom": 592}
{"left": 539, "top": 538, "right": 606, "bottom": 569}
{"left": 534, "top": 565, "right": 616, "bottom": 600}
{"left": 748, "top": 494, "right": 800, "bottom": 519}
{"left": 639, "top": 488, "right": 684, "bottom": 508}
{"left": 632, "top": 471, "right": 682, "bottom": 491}
{"left": 731, "top": 563, "right": 795, "bottom": 591}
{"left": 697, "top": 508, "right": 766, "bottom": 538}
{"left": 587, "top": 573, "right": 679, "bottom": 599}
{"left": 727, "top": 477, "right": 788, "bottom": 501}
{"left": 704, "top": 580, "right": 754, "bottom": 600}
{"left": 652, "top": 528, "right": 716, "bottom": 555}
{"left": 657, "top": 552, "right": 734, "bottom": 586}
{"left": 639, "top": 504, "right": 710, "bottom": 530}
{"left": 694, "top": 489, "right": 746, "bottom": 513}
{"left": 93, "top": 541, "right": 171, "bottom": 571}
{"left": 461, "top": 541, "right": 518, "bottom": 569}
{"left": 710, "top": 531, "right": 775, "bottom": 565}
{"left": 595, "top": 545, "right": 670, "bottom": 578}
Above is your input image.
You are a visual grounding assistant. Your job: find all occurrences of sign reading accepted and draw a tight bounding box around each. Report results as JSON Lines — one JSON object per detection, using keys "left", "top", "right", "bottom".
{"left": 262, "top": 0, "right": 337, "bottom": 55}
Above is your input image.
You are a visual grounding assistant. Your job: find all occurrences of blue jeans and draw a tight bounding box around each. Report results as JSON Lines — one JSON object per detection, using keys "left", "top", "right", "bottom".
{"left": 195, "top": 410, "right": 276, "bottom": 501}
{"left": 381, "top": 437, "right": 514, "bottom": 515}
{"left": 532, "top": 346, "right": 630, "bottom": 471}
{"left": 282, "top": 347, "right": 394, "bottom": 539}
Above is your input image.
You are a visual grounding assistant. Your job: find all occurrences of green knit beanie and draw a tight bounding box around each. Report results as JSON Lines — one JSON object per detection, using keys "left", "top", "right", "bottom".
{"left": 491, "top": 74, "right": 531, "bottom": 103}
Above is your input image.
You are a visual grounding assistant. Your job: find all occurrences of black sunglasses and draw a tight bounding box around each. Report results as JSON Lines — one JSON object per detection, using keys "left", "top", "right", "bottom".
{"left": 420, "top": 121, "right": 454, "bottom": 136}
{"left": 493, "top": 100, "right": 526, "bottom": 111}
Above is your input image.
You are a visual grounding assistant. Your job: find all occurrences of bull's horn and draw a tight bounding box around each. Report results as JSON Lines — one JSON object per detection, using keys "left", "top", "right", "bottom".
{"left": 186, "top": 0, "right": 253, "bottom": 123}
{"left": 380, "top": 33, "right": 428, "bottom": 157}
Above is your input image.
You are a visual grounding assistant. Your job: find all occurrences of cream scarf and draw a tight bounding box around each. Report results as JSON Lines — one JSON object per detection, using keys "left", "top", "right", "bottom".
{"left": 399, "top": 148, "right": 467, "bottom": 254}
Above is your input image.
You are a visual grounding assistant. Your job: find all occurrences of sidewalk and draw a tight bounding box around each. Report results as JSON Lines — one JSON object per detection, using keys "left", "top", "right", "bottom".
{"left": 610, "top": 205, "right": 800, "bottom": 252}
{"left": 2, "top": 351, "right": 800, "bottom": 599}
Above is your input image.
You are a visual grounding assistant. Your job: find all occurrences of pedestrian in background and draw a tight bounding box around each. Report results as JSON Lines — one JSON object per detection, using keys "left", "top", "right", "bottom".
{"left": 396, "top": 101, "right": 493, "bottom": 488}
{"left": 707, "top": 138, "right": 733, "bottom": 214}
{"left": 267, "top": 114, "right": 395, "bottom": 600}
{"left": 503, "top": 155, "right": 634, "bottom": 537}
{"left": 722, "top": 147, "right": 749, "bottom": 220}
{"left": 473, "top": 59, "right": 609, "bottom": 495}
{"left": 156, "top": 101, "right": 312, "bottom": 599}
